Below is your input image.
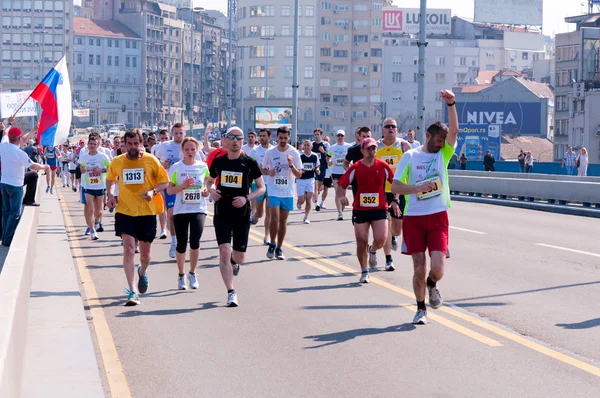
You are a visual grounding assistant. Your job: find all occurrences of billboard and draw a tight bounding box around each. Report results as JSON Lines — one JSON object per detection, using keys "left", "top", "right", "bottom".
{"left": 73, "top": 108, "right": 90, "bottom": 118}
{"left": 447, "top": 102, "right": 542, "bottom": 137}
{"left": 457, "top": 124, "right": 501, "bottom": 161}
{"left": 0, "top": 90, "right": 37, "bottom": 118}
{"left": 255, "top": 106, "right": 292, "bottom": 129}
{"left": 383, "top": 8, "right": 451, "bottom": 35}
{"left": 474, "top": 0, "right": 543, "bottom": 26}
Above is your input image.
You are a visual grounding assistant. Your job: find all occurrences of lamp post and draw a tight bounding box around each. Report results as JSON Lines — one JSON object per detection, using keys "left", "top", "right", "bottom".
{"left": 237, "top": 45, "right": 248, "bottom": 132}
{"left": 416, "top": 0, "right": 428, "bottom": 144}
{"left": 181, "top": 6, "right": 204, "bottom": 130}
{"left": 260, "top": 37, "right": 274, "bottom": 107}
{"left": 226, "top": 0, "right": 234, "bottom": 128}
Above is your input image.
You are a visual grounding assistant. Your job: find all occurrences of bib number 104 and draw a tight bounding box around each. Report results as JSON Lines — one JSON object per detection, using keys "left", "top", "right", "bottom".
{"left": 224, "top": 174, "right": 239, "bottom": 184}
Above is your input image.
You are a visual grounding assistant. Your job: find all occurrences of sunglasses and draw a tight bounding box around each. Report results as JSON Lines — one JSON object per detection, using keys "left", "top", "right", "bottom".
{"left": 225, "top": 134, "right": 243, "bottom": 141}
{"left": 384, "top": 124, "right": 397, "bottom": 129}
{"left": 337, "top": 134, "right": 344, "bottom": 137}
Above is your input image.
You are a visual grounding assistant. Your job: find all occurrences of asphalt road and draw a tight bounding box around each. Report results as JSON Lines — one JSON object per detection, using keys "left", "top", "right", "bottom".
{"left": 58, "top": 188, "right": 600, "bottom": 398}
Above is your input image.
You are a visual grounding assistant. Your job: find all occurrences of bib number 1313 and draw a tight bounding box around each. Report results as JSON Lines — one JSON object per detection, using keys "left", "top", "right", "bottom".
{"left": 123, "top": 168, "right": 144, "bottom": 185}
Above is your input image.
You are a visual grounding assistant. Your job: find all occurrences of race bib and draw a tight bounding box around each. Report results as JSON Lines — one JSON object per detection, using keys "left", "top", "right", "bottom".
{"left": 123, "top": 168, "right": 144, "bottom": 185}
{"left": 88, "top": 176, "right": 101, "bottom": 185}
{"left": 381, "top": 155, "right": 399, "bottom": 167}
{"left": 335, "top": 157, "right": 344, "bottom": 166}
{"left": 274, "top": 176, "right": 289, "bottom": 186}
{"left": 417, "top": 175, "right": 443, "bottom": 200}
{"left": 303, "top": 163, "right": 314, "bottom": 171}
{"left": 359, "top": 193, "right": 379, "bottom": 207}
{"left": 221, "top": 171, "right": 242, "bottom": 188}
{"left": 182, "top": 189, "right": 202, "bottom": 204}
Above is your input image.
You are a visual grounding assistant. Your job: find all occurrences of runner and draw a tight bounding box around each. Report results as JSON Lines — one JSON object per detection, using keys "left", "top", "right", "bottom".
{"left": 371, "top": 118, "right": 411, "bottom": 271}
{"left": 251, "top": 128, "right": 273, "bottom": 244}
{"left": 391, "top": 89, "right": 458, "bottom": 325}
{"left": 343, "top": 127, "right": 371, "bottom": 170}
{"left": 79, "top": 135, "right": 111, "bottom": 240}
{"left": 68, "top": 145, "right": 78, "bottom": 190}
{"left": 44, "top": 145, "right": 60, "bottom": 194}
{"left": 328, "top": 130, "right": 352, "bottom": 220}
{"left": 263, "top": 126, "right": 303, "bottom": 260}
{"left": 407, "top": 129, "right": 421, "bottom": 149}
{"left": 311, "top": 128, "right": 330, "bottom": 211}
{"left": 166, "top": 137, "right": 209, "bottom": 290}
{"left": 206, "top": 127, "right": 265, "bottom": 307}
{"left": 296, "top": 139, "right": 319, "bottom": 224}
{"left": 106, "top": 130, "right": 169, "bottom": 306}
{"left": 241, "top": 130, "right": 257, "bottom": 155}
{"left": 336, "top": 138, "right": 395, "bottom": 284}
{"left": 60, "top": 143, "right": 71, "bottom": 188}
{"left": 150, "top": 130, "right": 168, "bottom": 237}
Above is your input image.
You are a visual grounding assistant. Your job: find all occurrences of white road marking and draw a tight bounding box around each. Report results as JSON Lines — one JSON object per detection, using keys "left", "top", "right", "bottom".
{"left": 536, "top": 243, "right": 600, "bottom": 258}
{"left": 450, "top": 226, "right": 487, "bottom": 235}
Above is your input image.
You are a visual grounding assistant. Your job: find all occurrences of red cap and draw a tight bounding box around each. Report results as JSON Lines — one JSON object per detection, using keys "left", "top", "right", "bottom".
{"left": 79, "top": 139, "right": 85, "bottom": 144}
{"left": 8, "top": 127, "right": 23, "bottom": 139}
{"left": 361, "top": 137, "right": 377, "bottom": 150}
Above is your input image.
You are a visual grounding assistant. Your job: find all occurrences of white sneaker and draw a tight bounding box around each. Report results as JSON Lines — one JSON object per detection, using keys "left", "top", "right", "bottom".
{"left": 368, "top": 245, "right": 377, "bottom": 269}
{"left": 177, "top": 275, "right": 187, "bottom": 290}
{"left": 359, "top": 271, "right": 370, "bottom": 283}
{"left": 226, "top": 291, "right": 239, "bottom": 307}
{"left": 303, "top": 217, "right": 310, "bottom": 224}
{"left": 336, "top": 212, "right": 343, "bottom": 221}
{"left": 428, "top": 286, "right": 443, "bottom": 309}
{"left": 169, "top": 243, "right": 176, "bottom": 259}
{"left": 188, "top": 273, "right": 199, "bottom": 289}
{"left": 159, "top": 229, "right": 168, "bottom": 239}
{"left": 412, "top": 309, "right": 428, "bottom": 325}
{"left": 91, "top": 230, "right": 99, "bottom": 241}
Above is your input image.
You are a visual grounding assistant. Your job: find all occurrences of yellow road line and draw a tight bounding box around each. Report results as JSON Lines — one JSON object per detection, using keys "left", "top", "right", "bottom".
{"left": 58, "top": 191, "right": 132, "bottom": 398}
{"left": 247, "top": 228, "right": 600, "bottom": 377}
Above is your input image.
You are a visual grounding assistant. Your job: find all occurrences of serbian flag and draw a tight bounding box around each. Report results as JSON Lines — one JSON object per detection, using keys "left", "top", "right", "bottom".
{"left": 30, "top": 56, "right": 72, "bottom": 147}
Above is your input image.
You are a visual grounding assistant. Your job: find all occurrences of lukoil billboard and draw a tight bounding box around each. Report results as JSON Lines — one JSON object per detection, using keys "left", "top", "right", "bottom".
{"left": 383, "top": 8, "right": 451, "bottom": 35}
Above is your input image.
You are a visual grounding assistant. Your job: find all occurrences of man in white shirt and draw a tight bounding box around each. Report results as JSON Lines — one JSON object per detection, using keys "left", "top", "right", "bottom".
{"left": 262, "top": 126, "right": 302, "bottom": 260}
{"left": 407, "top": 129, "right": 421, "bottom": 149}
{"left": 241, "top": 130, "right": 257, "bottom": 156}
{"left": 0, "top": 127, "right": 49, "bottom": 246}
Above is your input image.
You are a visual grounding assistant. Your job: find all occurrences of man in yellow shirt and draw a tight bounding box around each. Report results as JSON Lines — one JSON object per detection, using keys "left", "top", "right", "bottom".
{"left": 107, "top": 130, "right": 169, "bottom": 306}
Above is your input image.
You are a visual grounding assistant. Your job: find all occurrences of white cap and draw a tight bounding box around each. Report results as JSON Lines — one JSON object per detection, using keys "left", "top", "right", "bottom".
{"left": 336, "top": 129, "right": 346, "bottom": 136}
{"left": 225, "top": 127, "right": 243, "bottom": 135}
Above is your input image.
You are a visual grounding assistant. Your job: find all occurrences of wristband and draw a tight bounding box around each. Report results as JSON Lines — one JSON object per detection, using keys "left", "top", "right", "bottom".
{"left": 447, "top": 101, "right": 456, "bottom": 107}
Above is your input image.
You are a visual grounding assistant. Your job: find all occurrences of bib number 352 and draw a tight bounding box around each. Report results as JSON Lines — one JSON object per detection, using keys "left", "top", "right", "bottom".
{"left": 359, "top": 193, "right": 379, "bottom": 207}
{"left": 123, "top": 168, "right": 144, "bottom": 185}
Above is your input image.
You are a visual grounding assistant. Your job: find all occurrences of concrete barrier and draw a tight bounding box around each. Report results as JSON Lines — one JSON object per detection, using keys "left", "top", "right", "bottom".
{"left": 0, "top": 189, "right": 40, "bottom": 397}
{"left": 449, "top": 170, "right": 600, "bottom": 183}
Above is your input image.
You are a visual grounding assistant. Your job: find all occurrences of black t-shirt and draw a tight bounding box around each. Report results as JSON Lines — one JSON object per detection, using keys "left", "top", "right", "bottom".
{"left": 345, "top": 143, "right": 363, "bottom": 164}
{"left": 209, "top": 153, "right": 262, "bottom": 201}
{"left": 312, "top": 141, "right": 330, "bottom": 169}
{"left": 299, "top": 153, "right": 319, "bottom": 180}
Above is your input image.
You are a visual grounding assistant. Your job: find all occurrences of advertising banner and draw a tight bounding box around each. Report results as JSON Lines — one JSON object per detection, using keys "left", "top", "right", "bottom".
{"left": 0, "top": 90, "right": 37, "bottom": 118}
{"left": 474, "top": 0, "right": 543, "bottom": 26}
{"left": 383, "top": 8, "right": 451, "bottom": 35}
{"left": 255, "top": 106, "right": 292, "bottom": 129}
{"left": 457, "top": 124, "right": 502, "bottom": 161}
{"left": 448, "top": 102, "right": 542, "bottom": 136}
{"left": 73, "top": 108, "right": 90, "bottom": 118}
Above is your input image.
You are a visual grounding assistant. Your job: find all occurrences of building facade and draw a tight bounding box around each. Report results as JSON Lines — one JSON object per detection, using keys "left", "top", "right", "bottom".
{"left": 73, "top": 18, "right": 143, "bottom": 126}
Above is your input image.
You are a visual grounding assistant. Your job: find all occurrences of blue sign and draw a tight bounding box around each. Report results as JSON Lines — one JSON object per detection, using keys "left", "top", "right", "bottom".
{"left": 447, "top": 102, "right": 542, "bottom": 136}
{"left": 457, "top": 124, "right": 501, "bottom": 161}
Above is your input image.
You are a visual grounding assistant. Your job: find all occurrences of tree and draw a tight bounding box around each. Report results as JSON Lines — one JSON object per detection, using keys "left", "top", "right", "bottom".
{"left": 394, "top": 110, "right": 418, "bottom": 134}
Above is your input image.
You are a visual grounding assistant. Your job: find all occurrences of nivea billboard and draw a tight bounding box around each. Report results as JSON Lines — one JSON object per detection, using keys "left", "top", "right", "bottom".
{"left": 446, "top": 102, "right": 542, "bottom": 136}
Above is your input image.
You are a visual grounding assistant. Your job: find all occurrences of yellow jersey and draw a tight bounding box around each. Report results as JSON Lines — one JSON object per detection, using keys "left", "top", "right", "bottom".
{"left": 107, "top": 153, "right": 169, "bottom": 217}
{"left": 376, "top": 138, "right": 405, "bottom": 193}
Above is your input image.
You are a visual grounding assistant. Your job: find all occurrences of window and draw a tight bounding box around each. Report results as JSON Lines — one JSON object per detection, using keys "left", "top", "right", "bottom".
{"left": 132, "top": 57, "right": 137, "bottom": 68}
{"left": 522, "top": 52, "right": 528, "bottom": 60}
{"left": 321, "top": 16, "right": 330, "bottom": 26}
{"left": 281, "top": 25, "right": 290, "bottom": 36}
{"left": 372, "top": 64, "right": 379, "bottom": 72}
{"left": 284, "top": 66, "right": 293, "bottom": 78}
{"left": 436, "top": 73, "right": 445, "bottom": 84}
{"left": 459, "top": 56, "right": 466, "bottom": 66}
{"left": 44, "top": 0, "right": 52, "bottom": 11}
{"left": 353, "top": 80, "right": 367, "bottom": 88}
{"left": 126, "top": 56, "right": 130, "bottom": 67}
{"left": 115, "top": 56, "right": 119, "bottom": 66}
{"left": 107, "top": 39, "right": 112, "bottom": 47}
{"left": 88, "top": 54, "right": 94, "bottom": 65}
{"left": 334, "top": 34, "right": 348, "bottom": 42}
{"left": 126, "top": 40, "right": 131, "bottom": 48}
{"left": 304, "top": 45, "right": 314, "bottom": 58}
{"left": 285, "top": 45, "right": 293, "bottom": 57}
{"left": 305, "top": 87, "right": 313, "bottom": 98}
{"left": 334, "top": 4, "right": 348, "bottom": 11}
{"left": 284, "top": 86, "right": 293, "bottom": 98}
{"left": 321, "top": 48, "right": 331, "bottom": 57}
{"left": 96, "top": 38, "right": 101, "bottom": 46}
{"left": 304, "top": 66, "right": 313, "bottom": 78}
{"left": 436, "top": 56, "right": 445, "bottom": 66}
{"left": 306, "top": 5, "right": 314, "bottom": 16}
{"left": 333, "top": 65, "right": 348, "bottom": 73}
{"left": 23, "top": 17, "right": 31, "bottom": 28}
{"left": 354, "top": 4, "right": 368, "bottom": 11}
{"left": 12, "top": 16, "right": 22, "bottom": 27}
{"left": 332, "top": 80, "right": 348, "bottom": 88}
{"left": 320, "top": 78, "right": 330, "bottom": 87}
{"left": 95, "top": 55, "right": 100, "bottom": 65}
{"left": 321, "top": 94, "right": 331, "bottom": 102}
{"left": 107, "top": 55, "right": 112, "bottom": 66}
{"left": 392, "top": 56, "right": 402, "bottom": 65}
{"left": 282, "top": 5, "right": 290, "bottom": 16}
{"left": 320, "top": 109, "right": 330, "bottom": 117}
{"left": 115, "top": 40, "right": 119, "bottom": 48}
{"left": 322, "top": 32, "right": 330, "bottom": 41}
{"left": 250, "top": 5, "right": 275, "bottom": 17}
{"left": 372, "top": 18, "right": 382, "bottom": 27}
{"left": 372, "top": 3, "right": 382, "bottom": 11}
{"left": 320, "top": 63, "right": 331, "bottom": 72}
{"left": 392, "top": 72, "right": 402, "bottom": 83}
{"left": 456, "top": 73, "right": 466, "bottom": 83}
{"left": 354, "top": 35, "right": 369, "bottom": 44}
{"left": 333, "top": 50, "right": 348, "bottom": 57}
{"left": 305, "top": 26, "right": 314, "bottom": 36}
{"left": 370, "top": 49, "right": 382, "bottom": 57}
{"left": 304, "top": 107, "right": 313, "bottom": 120}
{"left": 321, "top": 2, "right": 331, "bottom": 10}
{"left": 392, "top": 91, "right": 402, "bottom": 101}
{"left": 2, "top": 34, "right": 10, "bottom": 45}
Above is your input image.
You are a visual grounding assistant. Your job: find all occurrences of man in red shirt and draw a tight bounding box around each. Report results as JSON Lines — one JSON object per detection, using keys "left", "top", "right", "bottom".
{"left": 336, "top": 138, "right": 397, "bottom": 283}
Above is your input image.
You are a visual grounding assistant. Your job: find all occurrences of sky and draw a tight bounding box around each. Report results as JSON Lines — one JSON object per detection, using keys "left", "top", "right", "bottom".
{"left": 199, "top": 0, "right": 594, "bottom": 36}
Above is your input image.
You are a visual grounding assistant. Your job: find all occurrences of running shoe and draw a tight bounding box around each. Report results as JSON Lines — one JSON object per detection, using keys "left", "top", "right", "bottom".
{"left": 263, "top": 237, "right": 269, "bottom": 246}
{"left": 391, "top": 236, "right": 398, "bottom": 252}
{"left": 336, "top": 212, "right": 343, "bottom": 221}
{"left": 84, "top": 227, "right": 91, "bottom": 236}
{"left": 226, "top": 291, "right": 239, "bottom": 307}
{"left": 137, "top": 265, "right": 148, "bottom": 294}
{"left": 109, "top": 208, "right": 114, "bottom": 213}
{"left": 359, "top": 271, "right": 370, "bottom": 283}
{"left": 385, "top": 259, "right": 395, "bottom": 271}
{"left": 169, "top": 243, "right": 176, "bottom": 259}
{"left": 412, "top": 309, "right": 428, "bottom": 325}
{"left": 45, "top": 186, "right": 50, "bottom": 193}
{"left": 275, "top": 247, "right": 285, "bottom": 260}
{"left": 303, "top": 217, "right": 310, "bottom": 224}
{"left": 250, "top": 213, "right": 259, "bottom": 225}
{"left": 319, "top": 202, "right": 326, "bottom": 210}
{"left": 91, "top": 230, "right": 99, "bottom": 241}
{"left": 188, "top": 273, "right": 199, "bottom": 289}
{"left": 231, "top": 257, "right": 240, "bottom": 276}
{"left": 296, "top": 202, "right": 302, "bottom": 211}
{"left": 72, "top": 187, "right": 77, "bottom": 192}
{"left": 159, "top": 229, "right": 168, "bottom": 239}
{"left": 177, "top": 275, "right": 187, "bottom": 290}
{"left": 49, "top": 189, "right": 53, "bottom": 195}
{"left": 266, "top": 243, "right": 276, "bottom": 259}
{"left": 368, "top": 245, "right": 378, "bottom": 269}
{"left": 428, "top": 286, "right": 443, "bottom": 309}
{"left": 315, "top": 204, "right": 321, "bottom": 212}
{"left": 96, "top": 222, "right": 104, "bottom": 232}
{"left": 124, "top": 288, "right": 140, "bottom": 306}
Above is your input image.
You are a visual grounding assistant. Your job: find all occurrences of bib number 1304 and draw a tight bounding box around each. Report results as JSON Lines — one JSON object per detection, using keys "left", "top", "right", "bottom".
{"left": 123, "top": 168, "right": 144, "bottom": 185}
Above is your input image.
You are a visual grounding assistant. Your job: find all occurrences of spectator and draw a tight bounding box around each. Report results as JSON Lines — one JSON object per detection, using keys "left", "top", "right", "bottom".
{"left": 406, "top": 129, "right": 421, "bottom": 149}
{"left": 517, "top": 150, "right": 525, "bottom": 173}
{"left": 525, "top": 151, "right": 534, "bottom": 173}
{"left": 448, "top": 152, "right": 459, "bottom": 169}
{"left": 0, "top": 127, "right": 49, "bottom": 246}
{"left": 459, "top": 153, "right": 468, "bottom": 170}
{"left": 483, "top": 150, "right": 495, "bottom": 172}
{"left": 562, "top": 146, "right": 577, "bottom": 176}
{"left": 577, "top": 147, "right": 589, "bottom": 177}
{"left": 23, "top": 140, "right": 39, "bottom": 162}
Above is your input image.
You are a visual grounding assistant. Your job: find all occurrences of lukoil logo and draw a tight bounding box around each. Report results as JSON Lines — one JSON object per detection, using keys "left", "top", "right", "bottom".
{"left": 383, "top": 10, "right": 403, "bottom": 30}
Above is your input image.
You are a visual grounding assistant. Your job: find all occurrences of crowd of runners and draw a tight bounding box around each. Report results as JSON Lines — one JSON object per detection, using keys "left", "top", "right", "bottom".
{"left": 59, "top": 90, "right": 458, "bottom": 325}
